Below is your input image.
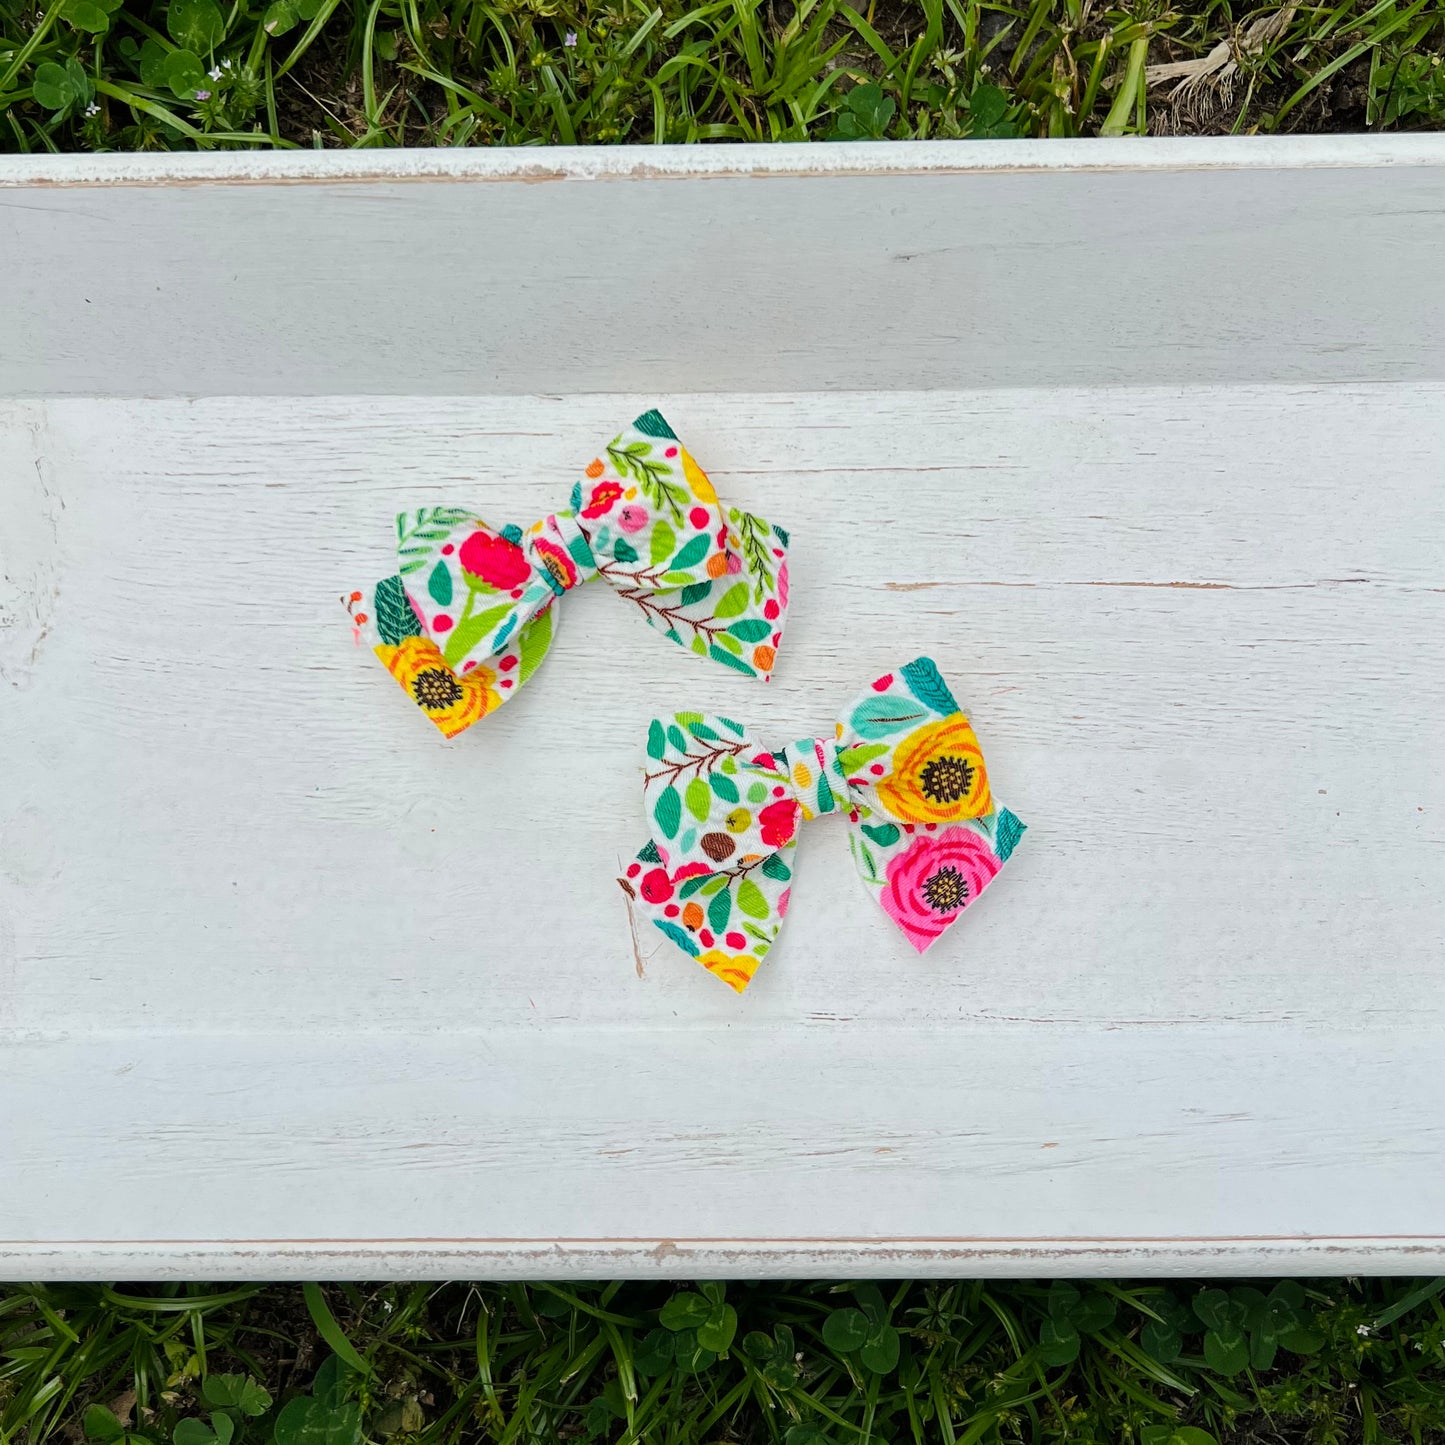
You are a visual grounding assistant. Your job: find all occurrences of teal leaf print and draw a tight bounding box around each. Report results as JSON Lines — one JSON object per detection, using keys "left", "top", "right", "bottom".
{"left": 707, "top": 888, "right": 732, "bottom": 933}
{"left": 712, "top": 582, "right": 750, "bottom": 619}
{"left": 736, "top": 879, "right": 769, "bottom": 919}
{"left": 517, "top": 607, "right": 553, "bottom": 686}
{"left": 849, "top": 695, "right": 928, "bottom": 739}
{"left": 655, "top": 785, "right": 682, "bottom": 839}
{"left": 653, "top": 919, "right": 699, "bottom": 957}
{"left": 681, "top": 714, "right": 720, "bottom": 742}
{"left": 680, "top": 581, "right": 711, "bottom": 606}
{"left": 633, "top": 409, "right": 678, "bottom": 440}
{"left": 760, "top": 853, "right": 792, "bottom": 882}
{"left": 569, "top": 481, "right": 583, "bottom": 513}
{"left": 492, "top": 612, "right": 518, "bottom": 651}
{"left": 567, "top": 533, "right": 597, "bottom": 570}
{"left": 685, "top": 778, "right": 712, "bottom": 823}
{"left": 647, "top": 719, "right": 667, "bottom": 760}
{"left": 861, "top": 821, "right": 901, "bottom": 848}
{"left": 728, "top": 619, "right": 772, "bottom": 643}
{"left": 772, "top": 522, "right": 790, "bottom": 546}
{"left": 667, "top": 723, "right": 688, "bottom": 754}
{"left": 900, "top": 656, "right": 959, "bottom": 717}
{"left": 427, "top": 560, "right": 453, "bottom": 607}
{"left": 372, "top": 575, "right": 421, "bottom": 646}
{"left": 671, "top": 533, "right": 710, "bottom": 573}
{"left": 994, "top": 807, "right": 1026, "bottom": 862}
{"left": 678, "top": 874, "right": 712, "bottom": 899}
{"left": 612, "top": 538, "right": 638, "bottom": 565}
{"left": 680, "top": 827, "right": 697, "bottom": 855}
{"left": 443, "top": 602, "right": 513, "bottom": 668}
{"left": 710, "top": 773, "right": 739, "bottom": 804}
{"left": 638, "top": 839, "right": 661, "bottom": 864}
{"left": 650, "top": 520, "right": 677, "bottom": 568}
{"left": 719, "top": 717, "right": 748, "bottom": 737}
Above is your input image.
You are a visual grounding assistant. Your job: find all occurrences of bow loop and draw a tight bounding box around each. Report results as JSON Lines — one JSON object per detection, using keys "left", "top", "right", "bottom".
{"left": 622, "top": 657, "right": 1026, "bottom": 993}
{"left": 350, "top": 411, "right": 791, "bottom": 737}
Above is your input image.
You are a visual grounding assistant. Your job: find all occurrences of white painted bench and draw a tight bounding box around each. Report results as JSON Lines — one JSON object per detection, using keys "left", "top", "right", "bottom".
{"left": 2, "top": 138, "right": 1443, "bottom": 1279}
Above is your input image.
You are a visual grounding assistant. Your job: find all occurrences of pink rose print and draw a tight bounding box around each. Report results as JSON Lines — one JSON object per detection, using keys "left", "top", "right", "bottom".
{"left": 880, "top": 826, "right": 1001, "bottom": 953}
{"left": 618, "top": 504, "right": 649, "bottom": 533}
{"left": 458, "top": 529, "right": 531, "bottom": 590}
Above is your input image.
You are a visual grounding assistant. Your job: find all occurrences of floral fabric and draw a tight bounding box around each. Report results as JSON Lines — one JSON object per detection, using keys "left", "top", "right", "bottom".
{"left": 618, "top": 658, "right": 1025, "bottom": 993}
{"left": 345, "top": 410, "right": 790, "bottom": 737}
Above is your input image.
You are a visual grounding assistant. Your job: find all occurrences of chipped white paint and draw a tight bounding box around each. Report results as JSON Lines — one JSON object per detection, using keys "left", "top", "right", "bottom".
{"left": 1, "top": 144, "right": 1443, "bottom": 1279}
{"left": 4, "top": 138, "right": 1445, "bottom": 397}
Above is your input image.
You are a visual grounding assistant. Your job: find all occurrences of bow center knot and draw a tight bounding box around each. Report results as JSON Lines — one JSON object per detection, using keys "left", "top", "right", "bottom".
{"left": 526, "top": 512, "right": 598, "bottom": 598}
{"left": 779, "top": 736, "right": 845, "bottom": 821}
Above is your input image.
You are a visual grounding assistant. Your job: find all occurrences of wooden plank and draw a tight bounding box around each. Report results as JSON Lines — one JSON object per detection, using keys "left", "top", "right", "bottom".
{"left": 3, "top": 139, "right": 1445, "bottom": 397}
{"left": 2, "top": 387, "right": 1441, "bottom": 1275}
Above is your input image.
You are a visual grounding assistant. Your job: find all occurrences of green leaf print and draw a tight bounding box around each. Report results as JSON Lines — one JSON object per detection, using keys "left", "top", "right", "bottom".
{"left": 712, "top": 582, "right": 750, "bottom": 619}
{"left": 427, "top": 560, "right": 452, "bottom": 607}
{"left": 670, "top": 533, "right": 710, "bottom": 573}
{"left": 632, "top": 409, "right": 678, "bottom": 440}
{"left": 372, "top": 575, "right": 422, "bottom": 647}
{"left": 685, "top": 778, "right": 712, "bottom": 823}
{"left": 517, "top": 607, "right": 554, "bottom": 686}
{"left": 760, "top": 853, "right": 792, "bottom": 882}
{"left": 730, "top": 510, "right": 779, "bottom": 600}
{"left": 707, "top": 888, "right": 732, "bottom": 933}
{"left": 838, "top": 742, "right": 890, "bottom": 774}
{"left": 653, "top": 920, "right": 700, "bottom": 957}
{"left": 728, "top": 619, "right": 772, "bottom": 643}
{"left": 608, "top": 439, "right": 689, "bottom": 522}
{"left": 647, "top": 719, "right": 667, "bottom": 760}
{"left": 861, "top": 822, "right": 901, "bottom": 848}
{"left": 395, "top": 506, "right": 472, "bottom": 576}
{"left": 443, "top": 602, "right": 513, "bottom": 668}
{"left": 650, "top": 520, "right": 678, "bottom": 568}
{"left": 710, "top": 773, "right": 740, "bottom": 804}
{"left": 736, "top": 879, "right": 769, "bottom": 919}
{"left": 680, "top": 582, "right": 712, "bottom": 606}
{"left": 655, "top": 785, "right": 682, "bottom": 839}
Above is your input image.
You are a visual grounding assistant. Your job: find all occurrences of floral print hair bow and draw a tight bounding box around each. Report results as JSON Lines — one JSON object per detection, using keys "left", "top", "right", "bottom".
{"left": 345, "top": 410, "right": 790, "bottom": 737}
{"left": 618, "top": 658, "right": 1025, "bottom": 993}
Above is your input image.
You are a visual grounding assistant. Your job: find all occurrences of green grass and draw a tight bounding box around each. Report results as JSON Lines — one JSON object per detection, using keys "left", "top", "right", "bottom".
{"left": 1, "top": 0, "right": 1444, "bottom": 150}
{"left": 2, "top": 1278, "right": 1444, "bottom": 1445}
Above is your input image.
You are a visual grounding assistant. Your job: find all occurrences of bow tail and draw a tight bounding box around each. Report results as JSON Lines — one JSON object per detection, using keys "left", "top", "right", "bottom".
{"left": 608, "top": 506, "right": 790, "bottom": 682}
{"left": 845, "top": 805, "right": 1027, "bottom": 954}
{"left": 351, "top": 575, "right": 558, "bottom": 737}
{"left": 619, "top": 840, "right": 797, "bottom": 994}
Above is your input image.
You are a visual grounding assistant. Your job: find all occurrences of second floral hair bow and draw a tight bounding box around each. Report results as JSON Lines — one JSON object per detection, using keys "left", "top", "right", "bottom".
{"left": 346, "top": 410, "right": 790, "bottom": 737}
{"left": 618, "top": 658, "right": 1025, "bottom": 993}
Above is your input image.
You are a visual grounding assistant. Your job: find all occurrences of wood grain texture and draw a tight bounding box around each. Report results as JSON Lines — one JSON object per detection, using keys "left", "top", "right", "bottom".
{"left": 4, "top": 139, "right": 1445, "bottom": 397}
{"left": 2, "top": 387, "right": 1442, "bottom": 1276}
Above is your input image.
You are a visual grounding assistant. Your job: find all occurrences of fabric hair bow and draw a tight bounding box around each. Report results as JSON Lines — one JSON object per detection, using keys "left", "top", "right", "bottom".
{"left": 346, "top": 410, "right": 790, "bottom": 737}
{"left": 618, "top": 658, "right": 1025, "bottom": 993}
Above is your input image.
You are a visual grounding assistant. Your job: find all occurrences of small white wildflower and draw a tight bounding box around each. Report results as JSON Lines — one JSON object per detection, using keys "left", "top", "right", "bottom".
{"left": 222, "top": 56, "right": 233, "bottom": 67}
{"left": 1356, "top": 1324, "right": 1372, "bottom": 1337}
{"left": 564, "top": 30, "right": 577, "bottom": 45}
{"left": 84, "top": 101, "right": 100, "bottom": 115}
{"left": 208, "top": 65, "right": 222, "bottom": 79}
{"left": 194, "top": 88, "right": 211, "bottom": 100}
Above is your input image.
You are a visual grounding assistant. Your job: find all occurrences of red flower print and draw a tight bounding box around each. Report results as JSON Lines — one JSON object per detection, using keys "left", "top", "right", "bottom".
{"left": 458, "top": 529, "right": 531, "bottom": 589}
{"left": 532, "top": 537, "right": 579, "bottom": 592}
{"left": 581, "top": 479, "right": 624, "bottom": 519}
{"left": 879, "top": 826, "right": 1001, "bottom": 953}
{"left": 758, "top": 799, "right": 799, "bottom": 848}
{"left": 640, "top": 867, "right": 674, "bottom": 904}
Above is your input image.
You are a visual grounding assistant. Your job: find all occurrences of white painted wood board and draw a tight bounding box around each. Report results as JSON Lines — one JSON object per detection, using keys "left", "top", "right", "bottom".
{"left": 2, "top": 385, "right": 1442, "bottom": 1277}
{"left": 5, "top": 137, "right": 1445, "bottom": 398}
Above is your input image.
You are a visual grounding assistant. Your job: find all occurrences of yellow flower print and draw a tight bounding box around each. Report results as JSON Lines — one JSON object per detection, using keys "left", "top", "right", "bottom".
{"left": 374, "top": 636, "right": 500, "bottom": 739}
{"left": 697, "top": 948, "right": 760, "bottom": 994}
{"left": 679, "top": 447, "right": 718, "bottom": 504}
{"left": 875, "top": 715, "right": 992, "bottom": 823}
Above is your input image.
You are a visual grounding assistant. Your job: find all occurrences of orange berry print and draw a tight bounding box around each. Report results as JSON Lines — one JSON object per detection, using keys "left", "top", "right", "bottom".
{"left": 752, "top": 644, "right": 776, "bottom": 673}
{"left": 585, "top": 458, "right": 604, "bottom": 479}
{"left": 706, "top": 551, "right": 729, "bottom": 579}
{"left": 682, "top": 901, "right": 704, "bottom": 930}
